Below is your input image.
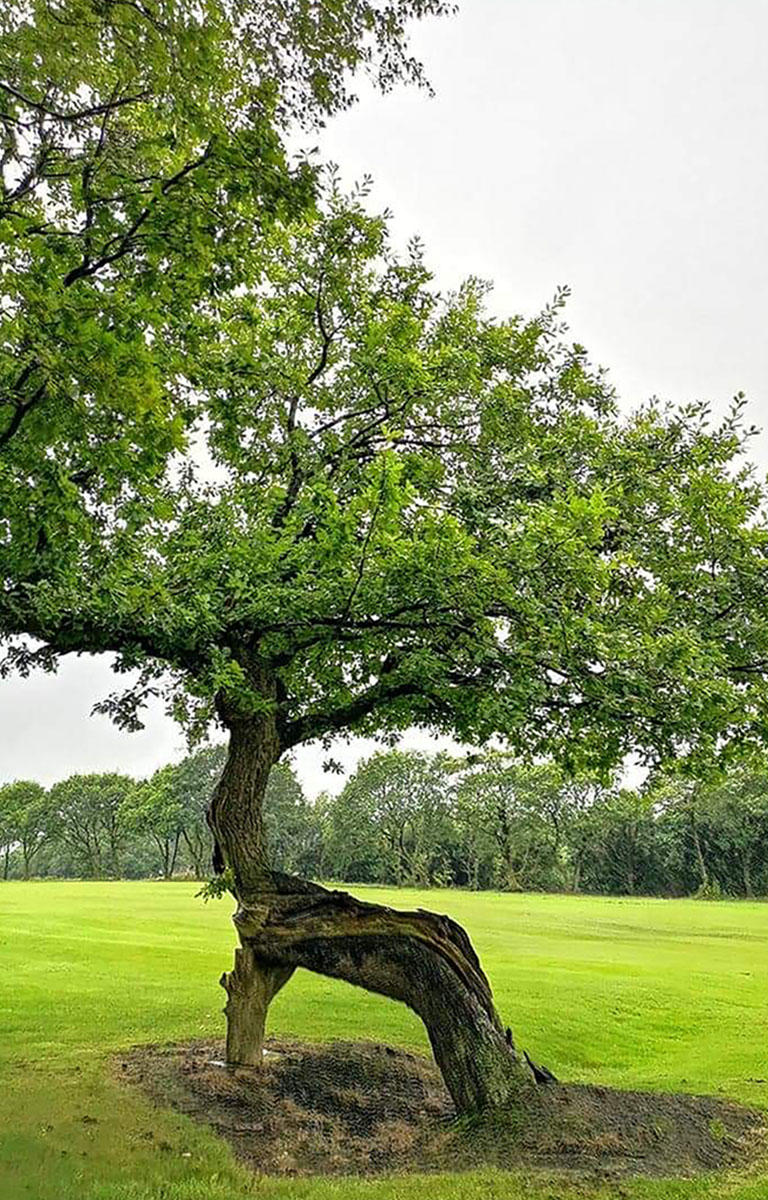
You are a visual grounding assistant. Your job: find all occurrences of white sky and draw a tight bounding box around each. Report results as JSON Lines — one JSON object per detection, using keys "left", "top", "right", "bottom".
{"left": 2, "top": 0, "right": 767, "bottom": 795}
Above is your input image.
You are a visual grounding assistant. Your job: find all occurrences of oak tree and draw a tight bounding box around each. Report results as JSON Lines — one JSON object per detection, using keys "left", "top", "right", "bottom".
{"left": 172, "top": 745, "right": 227, "bottom": 879}
{"left": 4, "top": 3, "right": 768, "bottom": 1114}
{"left": 334, "top": 750, "right": 456, "bottom": 887}
{"left": 50, "top": 772, "right": 135, "bottom": 877}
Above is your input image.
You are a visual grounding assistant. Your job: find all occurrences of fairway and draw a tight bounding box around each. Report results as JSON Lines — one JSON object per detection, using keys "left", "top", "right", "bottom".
{"left": 1, "top": 882, "right": 768, "bottom": 1200}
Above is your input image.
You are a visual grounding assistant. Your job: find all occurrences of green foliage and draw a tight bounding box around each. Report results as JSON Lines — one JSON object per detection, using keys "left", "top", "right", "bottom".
{"left": 0, "top": 749, "right": 325, "bottom": 882}
{"left": 4, "top": 174, "right": 768, "bottom": 780}
{"left": 49, "top": 773, "right": 136, "bottom": 878}
{"left": 695, "top": 879, "right": 724, "bottom": 901}
{"left": 0, "top": 778, "right": 53, "bottom": 877}
{"left": 0, "top": 0, "right": 448, "bottom": 679}
{"left": 4, "top": 0, "right": 768, "bottom": 892}
{"left": 7, "top": 749, "right": 768, "bottom": 897}
{"left": 263, "top": 761, "right": 322, "bottom": 877}
{"left": 324, "top": 749, "right": 455, "bottom": 885}
{"left": 326, "top": 751, "right": 768, "bottom": 898}
{"left": 170, "top": 745, "right": 227, "bottom": 874}
{"left": 650, "top": 762, "right": 768, "bottom": 898}
{"left": 196, "top": 867, "right": 236, "bottom": 902}
{"left": 121, "top": 746, "right": 225, "bottom": 876}
{"left": 455, "top": 758, "right": 574, "bottom": 891}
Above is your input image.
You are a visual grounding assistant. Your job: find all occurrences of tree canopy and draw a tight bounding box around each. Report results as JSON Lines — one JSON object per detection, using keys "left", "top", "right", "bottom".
{"left": 0, "top": 778, "right": 52, "bottom": 877}
{"left": 49, "top": 771, "right": 134, "bottom": 876}
{"left": 326, "top": 749, "right": 455, "bottom": 886}
{"left": 4, "top": 181, "right": 768, "bottom": 778}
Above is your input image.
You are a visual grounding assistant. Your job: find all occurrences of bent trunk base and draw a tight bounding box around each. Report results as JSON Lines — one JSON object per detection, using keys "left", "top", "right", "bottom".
{"left": 228, "top": 877, "right": 534, "bottom": 1113}
{"left": 210, "top": 709, "right": 533, "bottom": 1112}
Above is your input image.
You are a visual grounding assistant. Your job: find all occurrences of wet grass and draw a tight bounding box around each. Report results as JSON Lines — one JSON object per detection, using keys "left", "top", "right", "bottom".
{"left": 1, "top": 881, "right": 767, "bottom": 1199}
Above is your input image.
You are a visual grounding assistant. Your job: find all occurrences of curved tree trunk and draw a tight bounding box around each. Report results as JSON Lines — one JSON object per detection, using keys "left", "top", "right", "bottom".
{"left": 232, "top": 873, "right": 533, "bottom": 1111}
{"left": 208, "top": 694, "right": 535, "bottom": 1114}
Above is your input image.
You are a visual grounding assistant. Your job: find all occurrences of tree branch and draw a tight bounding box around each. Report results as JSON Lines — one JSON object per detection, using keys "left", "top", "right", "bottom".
{"left": 62, "top": 142, "right": 213, "bottom": 287}
{"left": 280, "top": 677, "right": 423, "bottom": 748}
{"left": 0, "top": 81, "right": 150, "bottom": 124}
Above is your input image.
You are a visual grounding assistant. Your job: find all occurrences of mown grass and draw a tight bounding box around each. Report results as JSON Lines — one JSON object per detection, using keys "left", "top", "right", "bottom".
{"left": 1, "top": 882, "right": 767, "bottom": 1199}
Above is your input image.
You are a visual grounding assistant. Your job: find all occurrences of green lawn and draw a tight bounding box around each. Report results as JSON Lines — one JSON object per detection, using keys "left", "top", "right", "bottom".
{"left": 1, "top": 882, "right": 767, "bottom": 1200}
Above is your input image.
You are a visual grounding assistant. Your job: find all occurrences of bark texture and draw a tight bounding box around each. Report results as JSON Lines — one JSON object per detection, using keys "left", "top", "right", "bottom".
{"left": 207, "top": 691, "right": 280, "bottom": 900}
{"left": 209, "top": 691, "right": 535, "bottom": 1113}
{"left": 220, "top": 943, "right": 294, "bottom": 1065}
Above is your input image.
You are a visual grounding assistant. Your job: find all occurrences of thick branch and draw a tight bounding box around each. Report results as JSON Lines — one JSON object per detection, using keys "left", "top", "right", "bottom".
{"left": 280, "top": 677, "right": 423, "bottom": 747}
{"left": 0, "top": 611, "right": 203, "bottom": 676}
{"left": 62, "top": 143, "right": 213, "bottom": 287}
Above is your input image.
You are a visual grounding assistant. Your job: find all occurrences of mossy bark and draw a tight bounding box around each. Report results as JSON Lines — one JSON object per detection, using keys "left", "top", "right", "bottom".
{"left": 208, "top": 698, "right": 535, "bottom": 1113}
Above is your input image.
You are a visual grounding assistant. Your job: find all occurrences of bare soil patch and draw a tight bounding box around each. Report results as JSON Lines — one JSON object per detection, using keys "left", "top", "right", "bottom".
{"left": 118, "top": 1039, "right": 766, "bottom": 1180}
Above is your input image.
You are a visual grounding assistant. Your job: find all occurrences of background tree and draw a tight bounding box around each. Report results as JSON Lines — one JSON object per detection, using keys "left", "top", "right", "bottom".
{"left": 699, "top": 768, "right": 768, "bottom": 898}
{"left": 650, "top": 777, "right": 716, "bottom": 896}
{"left": 320, "top": 780, "right": 381, "bottom": 883}
{"left": 456, "top": 758, "right": 569, "bottom": 892}
{"left": 4, "top": 174, "right": 768, "bottom": 1114}
{"left": 172, "top": 746, "right": 227, "bottom": 878}
{"left": 120, "top": 747, "right": 226, "bottom": 879}
{"left": 263, "top": 761, "right": 320, "bottom": 879}
{"left": 122, "top": 767, "right": 186, "bottom": 879}
{"left": 452, "top": 767, "right": 498, "bottom": 890}
{"left": 0, "top": 783, "right": 15, "bottom": 878}
{"left": 8, "top": 748, "right": 768, "bottom": 897}
{"left": 0, "top": 780, "right": 53, "bottom": 878}
{"left": 336, "top": 750, "right": 455, "bottom": 886}
{"left": 561, "top": 784, "right": 616, "bottom": 895}
{"left": 49, "top": 773, "right": 135, "bottom": 878}
{"left": 579, "top": 788, "right": 659, "bottom": 897}
{"left": 548, "top": 773, "right": 606, "bottom": 893}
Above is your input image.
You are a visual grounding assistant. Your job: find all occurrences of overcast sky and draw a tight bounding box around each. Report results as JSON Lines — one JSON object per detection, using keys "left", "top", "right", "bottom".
{"left": 2, "top": 0, "right": 767, "bottom": 794}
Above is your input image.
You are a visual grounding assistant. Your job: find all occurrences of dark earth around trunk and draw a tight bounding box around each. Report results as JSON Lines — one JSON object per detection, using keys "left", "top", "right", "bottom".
{"left": 119, "top": 1038, "right": 766, "bottom": 1180}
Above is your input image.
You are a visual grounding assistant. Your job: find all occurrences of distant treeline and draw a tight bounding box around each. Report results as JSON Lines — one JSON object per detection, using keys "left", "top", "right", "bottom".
{"left": 2, "top": 748, "right": 767, "bottom": 897}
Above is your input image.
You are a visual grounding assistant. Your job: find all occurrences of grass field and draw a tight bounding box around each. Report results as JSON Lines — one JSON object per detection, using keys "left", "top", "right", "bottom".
{"left": 1, "top": 882, "right": 767, "bottom": 1200}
